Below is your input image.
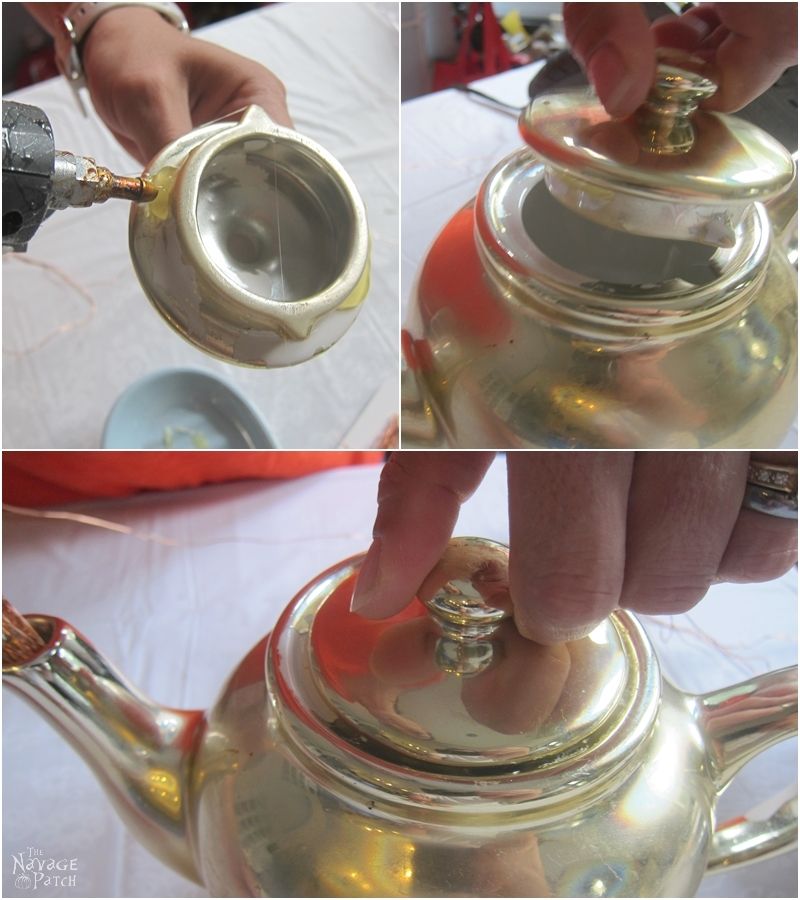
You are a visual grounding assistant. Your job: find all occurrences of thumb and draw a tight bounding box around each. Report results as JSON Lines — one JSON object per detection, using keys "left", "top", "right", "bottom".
{"left": 564, "top": 2, "right": 656, "bottom": 117}
{"left": 351, "top": 452, "right": 494, "bottom": 619}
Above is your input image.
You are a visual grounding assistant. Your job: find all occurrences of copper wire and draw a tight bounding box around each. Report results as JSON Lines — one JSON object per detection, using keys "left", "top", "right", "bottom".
{"left": 2, "top": 504, "right": 360, "bottom": 549}
{"left": 3, "top": 598, "right": 45, "bottom": 667}
{"left": 3, "top": 255, "right": 97, "bottom": 357}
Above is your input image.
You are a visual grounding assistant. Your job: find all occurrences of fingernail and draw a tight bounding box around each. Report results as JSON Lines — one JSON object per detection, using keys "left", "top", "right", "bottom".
{"left": 587, "top": 43, "right": 637, "bottom": 117}
{"left": 516, "top": 613, "right": 603, "bottom": 646}
{"left": 681, "top": 15, "right": 713, "bottom": 40}
{"left": 350, "top": 538, "right": 382, "bottom": 614}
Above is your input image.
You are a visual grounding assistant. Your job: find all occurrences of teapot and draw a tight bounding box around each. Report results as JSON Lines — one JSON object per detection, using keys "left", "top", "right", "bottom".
{"left": 402, "top": 62, "right": 798, "bottom": 448}
{"left": 129, "top": 105, "right": 370, "bottom": 367}
{"left": 3, "top": 537, "right": 796, "bottom": 897}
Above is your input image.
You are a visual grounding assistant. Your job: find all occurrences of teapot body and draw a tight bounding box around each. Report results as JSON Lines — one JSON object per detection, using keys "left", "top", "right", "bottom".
{"left": 3, "top": 545, "right": 796, "bottom": 897}
{"left": 403, "top": 150, "right": 797, "bottom": 448}
{"left": 192, "top": 570, "right": 719, "bottom": 898}
{"left": 195, "top": 642, "right": 720, "bottom": 897}
{"left": 129, "top": 106, "right": 370, "bottom": 367}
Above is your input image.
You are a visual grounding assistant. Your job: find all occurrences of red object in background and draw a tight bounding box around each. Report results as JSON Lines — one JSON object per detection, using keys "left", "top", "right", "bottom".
{"left": 415, "top": 205, "right": 510, "bottom": 344}
{"left": 434, "top": 2, "right": 513, "bottom": 92}
{"left": 14, "top": 45, "right": 59, "bottom": 89}
{"left": 4, "top": 451, "right": 383, "bottom": 507}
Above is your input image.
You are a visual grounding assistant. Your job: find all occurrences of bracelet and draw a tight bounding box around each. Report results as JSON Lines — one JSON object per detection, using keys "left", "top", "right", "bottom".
{"left": 55, "top": 2, "right": 189, "bottom": 97}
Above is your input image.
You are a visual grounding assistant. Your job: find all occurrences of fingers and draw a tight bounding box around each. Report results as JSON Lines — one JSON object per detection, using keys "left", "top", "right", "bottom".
{"left": 229, "top": 67, "right": 293, "bottom": 130}
{"left": 185, "top": 41, "right": 294, "bottom": 130}
{"left": 355, "top": 452, "right": 796, "bottom": 645}
{"left": 706, "top": 1, "right": 798, "bottom": 104}
{"left": 717, "top": 508, "right": 798, "bottom": 582}
{"left": 566, "top": 1, "right": 798, "bottom": 117}
{"left": 652, "top": 3, "right": 798, "bottom": 112}
{"left": 81, "top": 7, "right": 194, "bottom": 164}
{"left": 106, "top": 129, "right": 145, "bottom": 165}
{"left": 507, "top": 451, "right": 635, "bottom": 644}
{"left": 350, "top": 452, "right": 494, "bottom": 619}
{"left": 706, "top": 31, "right": 792, "bottom": 112}
{"left": 620, "top": 453, "right": 748, "bottom": 614}
{"left": 80, "top": 7, "right": 292, "bottom": 165}
{"left": 563, "top": 2, "right": 655, "bottom": 117}
{"left": 120, "top": 76, "right": 194, "bottom": 165}
{"left": 718, "top": 452, "right": 798, "bottom": 582}
{"left": 650, "top": 6, "right": 721, "bottom": 53}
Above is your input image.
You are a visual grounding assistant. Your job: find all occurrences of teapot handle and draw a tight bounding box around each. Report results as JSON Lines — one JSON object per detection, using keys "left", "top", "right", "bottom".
{"left": 698, "top": 666, "right": 798, "bottom": 871}
{"left": 707, "top": 794, "right": 797, "bottom": 872}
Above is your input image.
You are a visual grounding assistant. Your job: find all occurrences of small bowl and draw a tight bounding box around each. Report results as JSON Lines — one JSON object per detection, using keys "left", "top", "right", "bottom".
{"left": 102, "top": 368, "right": 276, "bottom": 449}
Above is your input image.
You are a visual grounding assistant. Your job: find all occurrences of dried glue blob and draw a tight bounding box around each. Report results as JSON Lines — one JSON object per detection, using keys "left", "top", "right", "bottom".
{"left": 145, "top": 167, "right": 178, "bottom": 222}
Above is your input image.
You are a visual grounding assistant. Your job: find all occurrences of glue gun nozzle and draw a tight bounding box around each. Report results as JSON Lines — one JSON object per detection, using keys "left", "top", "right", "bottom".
{"left": 51, "top": 152, "right": 161, "bottom": 209}
{"left": 105, "top": 171, "right": 159, "bottom": 204}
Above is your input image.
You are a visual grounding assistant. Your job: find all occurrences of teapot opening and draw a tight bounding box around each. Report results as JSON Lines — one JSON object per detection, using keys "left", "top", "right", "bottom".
{"left": 521, "top": 181, "right": 719, "bottom": 288}
{"left": 196, "top": 139, "right": 356, "bottom": 303}
{"left": 2, "top": 606, "right": 53, "bottom": 668}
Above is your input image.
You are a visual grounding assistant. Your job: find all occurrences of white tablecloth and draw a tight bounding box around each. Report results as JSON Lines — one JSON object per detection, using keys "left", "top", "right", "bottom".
{"left": 3, "top": 457, "right": 796, "bottom": 897}
{"left": 3, "top": 3, "right": 398, "bottom": 449}
{"left": 401, "top": 64, "right": 798, "bottom": 449}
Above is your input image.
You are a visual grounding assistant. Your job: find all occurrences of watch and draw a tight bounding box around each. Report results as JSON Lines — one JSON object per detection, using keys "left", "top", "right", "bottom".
{"left": 55, "top": 2, "right": 189, "bottom": 90}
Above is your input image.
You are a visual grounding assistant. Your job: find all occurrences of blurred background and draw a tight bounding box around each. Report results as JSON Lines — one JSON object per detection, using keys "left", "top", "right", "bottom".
{"left": 400, "top": 1, "right": 797, "bottom": 151}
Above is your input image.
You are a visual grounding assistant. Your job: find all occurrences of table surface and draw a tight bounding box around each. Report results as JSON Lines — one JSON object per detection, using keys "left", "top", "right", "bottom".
{"left": 3, "top": 3, "right": 399, "bottom": 449}
{"left": 3, "top": 457, "right": 797, "bottom": 898}
{"left": 401, "top": 64, "right": 798, "bottom": 449}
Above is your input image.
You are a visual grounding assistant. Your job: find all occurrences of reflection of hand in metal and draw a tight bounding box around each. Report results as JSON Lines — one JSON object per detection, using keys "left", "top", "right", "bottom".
{"left": 615, "top": 345, "right": 709, "bottom": 433}
{"left": 460, "top": 623, "right": 571, "bottom": 735}
{"left": 369, "top": 615, "right": 572, "bottom": 737}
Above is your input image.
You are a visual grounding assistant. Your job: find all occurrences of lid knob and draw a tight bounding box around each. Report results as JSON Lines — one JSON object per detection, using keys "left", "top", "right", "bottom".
{"left": 636, "top": 63, "right": 717, "bottom": 155}
{"left": 419, "top": 538, "right": 513, "bottom": 675}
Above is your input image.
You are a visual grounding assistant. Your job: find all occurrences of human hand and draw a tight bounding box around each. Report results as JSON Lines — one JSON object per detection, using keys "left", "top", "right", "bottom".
{"left": 81, "top": 6, "right": 292, "bottom": 164}
{"left": 563, "top": 2, "right": 798, "bottom": 117}
{"left": 351, "top": 452, "right": 798, "bottom": 644}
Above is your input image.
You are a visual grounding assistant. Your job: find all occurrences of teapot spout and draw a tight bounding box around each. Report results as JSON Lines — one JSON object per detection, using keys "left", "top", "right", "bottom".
{"left": 3, "top": 612, "right": 203, "bottom": 885}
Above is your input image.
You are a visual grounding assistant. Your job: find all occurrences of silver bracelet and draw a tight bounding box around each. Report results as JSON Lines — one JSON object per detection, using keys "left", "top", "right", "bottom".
{"left": 55, "top": 2, "right": 189, "bottom": 112}
{"left": 742, "top": 460, "right": 798, "bottom": 520}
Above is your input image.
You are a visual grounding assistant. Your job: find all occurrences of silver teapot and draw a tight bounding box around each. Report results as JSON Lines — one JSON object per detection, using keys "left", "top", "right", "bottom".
{"left": 3, "top": 537, "right": 796, "bottom": 897}
{"left": 129, "top": 105, "right": 370, "bottom": 367}
{"left": 402, "top": 63, "right": 797, "bottom": 448}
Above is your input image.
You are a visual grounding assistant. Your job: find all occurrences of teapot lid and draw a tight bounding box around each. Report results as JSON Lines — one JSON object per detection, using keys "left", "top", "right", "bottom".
{"left": 519, "top": 57, "right": 794, "bottom": 247}
{"left": 269, "top": 538, "right": 661, "bottom": 805}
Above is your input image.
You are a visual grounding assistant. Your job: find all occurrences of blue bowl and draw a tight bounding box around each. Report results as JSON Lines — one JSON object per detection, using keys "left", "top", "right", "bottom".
{"left": 102, "top": 368, "right": 276, "bottom": 449}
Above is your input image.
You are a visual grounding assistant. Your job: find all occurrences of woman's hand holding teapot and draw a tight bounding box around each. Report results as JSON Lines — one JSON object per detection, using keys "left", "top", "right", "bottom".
{"left": 25, "top": 3, "right": 293, "bottom": 165}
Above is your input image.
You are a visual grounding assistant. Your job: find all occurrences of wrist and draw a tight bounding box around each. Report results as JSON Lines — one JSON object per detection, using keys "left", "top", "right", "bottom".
{"left": 81, "top": 6, "right": 177, "bottom": 72}
{"left": 55, "top": 2, "right": 188, "bottom": 88}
